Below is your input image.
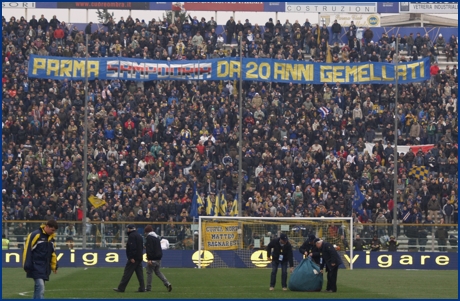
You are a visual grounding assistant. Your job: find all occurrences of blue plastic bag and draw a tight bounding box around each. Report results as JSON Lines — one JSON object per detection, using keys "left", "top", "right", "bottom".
{"left": 288, "top": 257, "right": 323, "bottom": 292}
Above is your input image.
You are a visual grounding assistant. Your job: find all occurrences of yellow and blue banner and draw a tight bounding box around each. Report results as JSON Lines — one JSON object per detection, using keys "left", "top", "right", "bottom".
{"left": 28, "top": 55, "right": 430, "bottom": 85}
{"left": 203, "top": 222, "right": 239, "bottom": 250}
{"left": 409, "top": 166, "right": 429, "bottom": 180}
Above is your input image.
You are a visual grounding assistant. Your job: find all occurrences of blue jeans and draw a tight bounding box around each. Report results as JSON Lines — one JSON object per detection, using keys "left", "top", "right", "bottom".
{"left": 332, "top": 33, "right": 340, "bottom": 44}
{"left": 270, "top": 260, "right": 288, "bottom": 288}
{"left": 34, "top": 279, "right": 45, "bottom": 299}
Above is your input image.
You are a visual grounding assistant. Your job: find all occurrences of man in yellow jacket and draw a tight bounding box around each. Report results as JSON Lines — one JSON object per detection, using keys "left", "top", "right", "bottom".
{"left": 23, "top": 220, "right": 59, "bottom": 299}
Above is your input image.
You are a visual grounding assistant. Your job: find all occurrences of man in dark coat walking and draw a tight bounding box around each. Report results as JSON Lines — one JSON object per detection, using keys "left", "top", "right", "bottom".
{"left": 266, "top": 233, "right": 294, "bottom": 291}
{"left": 314, "top": 239, "right": 343, "bottom": 293}
{"left": 114, "top": 224, "right": 145, "bottom": 292}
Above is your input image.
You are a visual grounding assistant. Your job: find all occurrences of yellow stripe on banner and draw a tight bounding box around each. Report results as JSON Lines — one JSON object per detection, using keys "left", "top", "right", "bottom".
{"left": 88, "top": 195, "right": 107, "bottom": 209}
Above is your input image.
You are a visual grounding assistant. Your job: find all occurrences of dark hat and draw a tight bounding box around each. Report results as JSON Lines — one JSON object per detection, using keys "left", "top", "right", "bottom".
{"left": 313, "top": 238, "right": 321, "bottom": 243}
{"left": 126, "top": 224, "right": 136, "bottom": 230}
{"left": 280, "top": 233, "right": 288, "bottom": 241}
{"left": 308, "top": 234, "right": 316, "bottom": 242}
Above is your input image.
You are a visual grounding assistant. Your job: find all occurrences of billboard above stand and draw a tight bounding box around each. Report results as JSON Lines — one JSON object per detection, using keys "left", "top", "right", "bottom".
{"left": 399, "top": 2, "right": 458, "bottom": 13}
{"left": 286, "top": 2, "right": 378, "bottom": 13}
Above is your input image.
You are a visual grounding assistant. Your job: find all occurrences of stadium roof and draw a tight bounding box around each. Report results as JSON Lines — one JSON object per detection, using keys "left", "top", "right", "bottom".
{"left": 381, "top": 14, "right": 457, "bottom": 27}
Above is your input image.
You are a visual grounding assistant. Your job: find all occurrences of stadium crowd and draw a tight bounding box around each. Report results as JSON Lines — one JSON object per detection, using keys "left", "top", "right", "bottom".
{"left": 1, "top": 13, "right": 458, "bottom": 245}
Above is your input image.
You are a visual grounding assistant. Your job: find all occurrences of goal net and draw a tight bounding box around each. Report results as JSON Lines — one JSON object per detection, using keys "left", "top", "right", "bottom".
{"left": 198, "top": 217, "right": 353, "bottom": 270}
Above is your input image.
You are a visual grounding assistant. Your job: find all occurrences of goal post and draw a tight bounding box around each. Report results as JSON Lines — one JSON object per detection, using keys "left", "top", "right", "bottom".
{"left": 198, "top": 216, "right": 353, "bottom": 270}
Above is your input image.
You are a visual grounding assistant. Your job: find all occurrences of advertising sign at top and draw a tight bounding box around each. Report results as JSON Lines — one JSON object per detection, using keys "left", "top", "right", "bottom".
{"left": 286, "top": 2, "right": 377, "bottom": 13}
{"left": 56, "top": 2, "right": 150, "bottom": 9}
{"left": 2, "top": 2, "right": 36, "bottom": 8}
{"left": 399, "top": 2, "right": 458, "bottom": 13}
{"left": 377, "top": 2, "right": 400, "bottom": 13}
{"left": 182, "top": 2, "right": 264, "bottom": 11}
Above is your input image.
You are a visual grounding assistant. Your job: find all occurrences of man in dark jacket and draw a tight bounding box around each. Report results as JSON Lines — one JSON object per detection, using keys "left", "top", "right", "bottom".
{"left": 144, "top": 225, "right": 172, "bottom": 292}
{"left": 114, "top": 224, "right": 145, "bottom": 292}
{"left": 314, "top": 238, "right": 343, "bottom": 293}
{"left": 299, "top": 234, "right": 321, "bottom": 265}
{"left": 23, "top": 219, "right": 59, "bottom": 299}
{"left": 266, "top": 233, "right": 294, "bottom": 291}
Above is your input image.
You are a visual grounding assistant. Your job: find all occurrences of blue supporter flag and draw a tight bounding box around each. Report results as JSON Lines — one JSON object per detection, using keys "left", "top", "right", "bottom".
{"left": 352, "top": 183, "right": 365, "bottom": 216}
{"left": 190, "top": 183, "right": 199, "bottom": 219}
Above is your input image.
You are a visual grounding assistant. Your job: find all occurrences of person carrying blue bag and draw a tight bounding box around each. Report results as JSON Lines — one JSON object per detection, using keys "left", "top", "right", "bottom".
{"left": 288, "top": 256, "right": 323, "bottom": 292}
{"left": 299, "top": 235, "right": 322, "bottom": 266}
{"left": 314, "top": 238, "right": 343, "bottom": 293}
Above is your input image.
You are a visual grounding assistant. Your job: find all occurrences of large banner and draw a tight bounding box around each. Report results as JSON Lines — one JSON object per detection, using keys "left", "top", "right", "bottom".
{"left": 3, "top": 250, "right": 457, "bottom": 269}
{"left": 203, "top": 222, "right": 239, "bottom": 250}
{"left": 28, "top": 55, "right": 430, "bottom": 85}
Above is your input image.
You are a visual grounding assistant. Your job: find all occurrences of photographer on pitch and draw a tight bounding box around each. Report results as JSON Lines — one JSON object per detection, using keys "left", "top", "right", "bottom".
{"left": 266, "top": 233, "right": 294, "bottom": 291}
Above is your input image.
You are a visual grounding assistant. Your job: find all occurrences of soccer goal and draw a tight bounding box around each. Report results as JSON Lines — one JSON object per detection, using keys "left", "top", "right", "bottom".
{"left": 198, "top": 216, "right": 353, "bottom": 270}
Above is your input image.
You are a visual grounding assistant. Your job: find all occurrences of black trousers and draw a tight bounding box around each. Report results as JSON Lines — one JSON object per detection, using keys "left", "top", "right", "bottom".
{"left": 118, "top": 259, "right": 145, "bottom": 291}
{"left": 326, "top": 266, "right": 338, "bottom": 292}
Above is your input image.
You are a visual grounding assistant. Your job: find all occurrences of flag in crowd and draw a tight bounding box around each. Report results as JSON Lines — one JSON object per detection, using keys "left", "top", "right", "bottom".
{"left": 206, "top": 194, "right": 218, "bottom": 216}
{"left": 219, "top": 191, "right": 227, "bottom": 216}
{"left": 409, "top": 166, "right": 429, "bottom": 180}
{"left": 318, "top": 107, "right": 330, "bottom": 118}
{"left": 88, "top": 195, "right": 106, "bottom": 209}
{"left": 230, "top": 194, "right": 239, "bottom": 217}
{"left": 190, "top": 183, "right": 199, "bottom": 219}
{"left": 352, "top": 183, "right": 365, "bottom": 216}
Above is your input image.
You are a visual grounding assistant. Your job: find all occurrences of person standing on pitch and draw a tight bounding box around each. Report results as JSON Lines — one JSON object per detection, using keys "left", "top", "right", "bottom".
{"left": 114, "top": 224, "right": 145, "bottom": 292}
{"left": 266, "top": 233, "right": 294, "bottom": 291}
{"left": 23, "top": 219, "right": 59, "bottom": 299}
{"left": 313, "top": 238, "right": 343, "bottom": 293}
{"left": 144, "top": 225, "right": 172, "bottom": 292}
{"left": 299, "top": 234, "right": 322, "bottom": 265}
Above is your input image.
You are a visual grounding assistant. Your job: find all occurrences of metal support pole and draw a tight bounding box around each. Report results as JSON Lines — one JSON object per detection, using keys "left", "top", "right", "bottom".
{"left": 86, "top": 9, "right": 89, "bottom": 24}
{"left": 82, "top": 34, "right": 89, "bottom": 249}
{"left": 237, "top": 39, "right": 243, "bottom": 216}
{"left": 68, "top": 9, "right": 71, "bottom": 23}
{"left": 393, "top": 39, "right": 399, "bottom": 238}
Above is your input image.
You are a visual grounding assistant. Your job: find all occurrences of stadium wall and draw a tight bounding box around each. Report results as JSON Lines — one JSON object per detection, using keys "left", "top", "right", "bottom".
{"left": 69, "top": 24, "right": 458, "bottom": 46}
{"left": 3, "top": 250, "right": 457, "bottom": 270}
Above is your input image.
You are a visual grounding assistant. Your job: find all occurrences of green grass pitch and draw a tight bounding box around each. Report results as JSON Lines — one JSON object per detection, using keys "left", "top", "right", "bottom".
{"left": 2, "top": 267, "right": 458, "bottom": 299}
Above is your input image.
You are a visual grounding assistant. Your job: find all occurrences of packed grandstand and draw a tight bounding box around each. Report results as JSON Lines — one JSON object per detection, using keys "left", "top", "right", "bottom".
{"left": 1, "top": 13, "right": 458, "bottom": 251}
